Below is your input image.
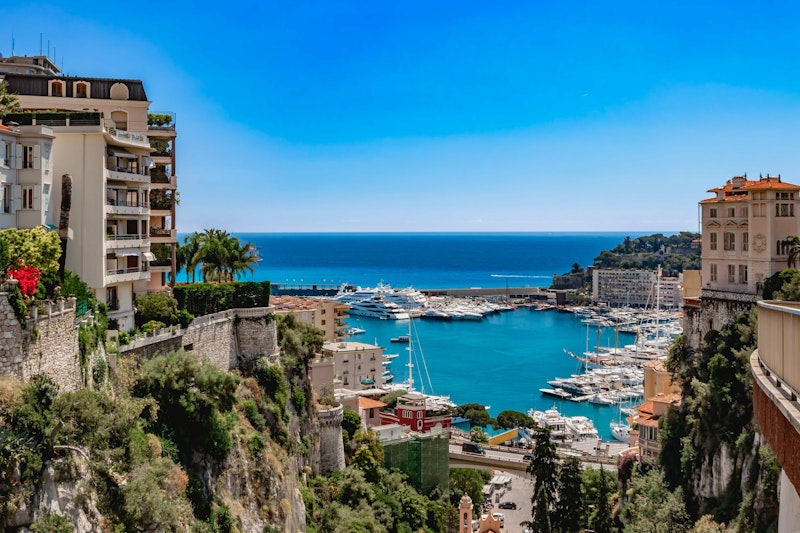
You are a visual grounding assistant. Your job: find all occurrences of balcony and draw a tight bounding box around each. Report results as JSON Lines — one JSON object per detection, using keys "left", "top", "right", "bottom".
{"left": 106, "top": 265, "right": 150, "bottom": 284}
{"left": 106, "top": 168, "right": 150, "bottom": 185}
{"left": 752, "top": 300, "right": 800, "bottom": 515}
{"left": 150, "top": 175, "right": 177, "bottom": 189}
{"left": 106, "top": 199, "right": 150, "bottom": 216}
{"left": 105, "top": 233, "right": 148, "bottom": 249}
{"left": 104, "top": 123, "right": 150, "bottom": 148}
{"left": 149, "top": 228, "right": 177, "bottom": 243}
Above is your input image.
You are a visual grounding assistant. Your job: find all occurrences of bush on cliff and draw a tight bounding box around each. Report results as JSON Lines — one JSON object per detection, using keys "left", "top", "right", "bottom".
{"left": 172, "top": 281, "right": 270, "bottom": 317}
{"left": 134, "top": 293, "right": 180, "bottom": 328}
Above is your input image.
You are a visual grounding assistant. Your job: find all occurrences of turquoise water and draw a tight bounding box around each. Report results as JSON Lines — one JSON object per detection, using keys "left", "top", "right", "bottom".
{"left": 350, "top": 310, "right": 637, "bottom": 441}
{"left": 186, "top": 232, "right": 663, "bottom": 441}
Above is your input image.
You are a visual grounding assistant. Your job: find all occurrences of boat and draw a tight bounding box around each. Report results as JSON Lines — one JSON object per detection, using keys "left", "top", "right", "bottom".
{"left": 566, "top": 416, "right": 600, "bottom": 441}
{"left": 610, "top": 421, "right": 631, "bottom": 442}
{"left": 539, "top": 387, "right": 572, "bottom": 399}
{"left": 391, "top": 335, "right": 410, "bottom": 343}
{"left": 347, "top": 298, "right": 410, "bottom": 320}
{"left": 346, "top": 327, "right": 366, "bottom": 335}
{"left": 528, "top": 406, "right": 573, "bottom": 445}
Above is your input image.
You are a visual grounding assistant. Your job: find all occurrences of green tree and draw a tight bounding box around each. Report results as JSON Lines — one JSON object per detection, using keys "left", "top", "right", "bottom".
{"left": 527, "top": 426, "right": 558, "bottom": 508}
{"left": 449, "top": 468, "right": 488, "bottom": 506}
{"left": 454, "top": 403, "right": 493, "bottom": 428}
{"left": 494, "top": 409, "right": 535, "bottom": 429}
{"left": 134, "top": 293, "right": 180, "bottom": 328}
{"left": 342, "top": 408, "right": 362, "bottom": 445}
{"left": 554, "top": 456, "right": 584, "bottom": 532}
{"left": 469, "top": 427, "right": 489, "bottom": 444}
{"left": 0, "top": 81, "right": 19, "bottom": 118}
{"left": 620, "top": 467, "right": 691, "bottom": 533}
{"left": 351, "top": 429, "right": 384, "bottom": 483}
{"left": 180, "top": 232, "right": 201, "bottom": 283}
{"left": 782, "top": 235, "right": 800, "bottom": 269}
{"left": 533, "top": 484, "right": 552, "bottom": 533}
{"left": 589, "top": 467, "right": 614, "bottom": 533}
{"left": 0, "top": 227, "right": 62, "bottom": 273}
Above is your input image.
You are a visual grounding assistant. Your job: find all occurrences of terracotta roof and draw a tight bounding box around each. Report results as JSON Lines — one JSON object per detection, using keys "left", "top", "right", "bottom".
{"left": 702, "top": 175, "right": 800, "bottom": 203}
{"left": 0, "top": 124, "right": 11, "bottom": 131}
{"left": 358, "top": 397, "right": 387, "bottom": 410}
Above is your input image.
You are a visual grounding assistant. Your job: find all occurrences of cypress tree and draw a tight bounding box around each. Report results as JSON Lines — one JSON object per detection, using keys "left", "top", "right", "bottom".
{"left": 554, "top": 456, "right": 584, "bottom": 532}
{"left": 590, "top": 467, "right": 615, "bottom": 533}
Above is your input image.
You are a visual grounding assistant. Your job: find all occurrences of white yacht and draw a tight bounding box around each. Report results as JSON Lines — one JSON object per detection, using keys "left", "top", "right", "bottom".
{"left": 610, "top": 421, "right": 631, "bottom": 442}
{"left": 346, "top": 297, "right": 410, "bottom": 320}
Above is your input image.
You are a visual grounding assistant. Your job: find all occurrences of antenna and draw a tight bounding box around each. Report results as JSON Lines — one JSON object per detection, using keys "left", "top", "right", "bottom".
{"left": 40, "top": 33, "right": 42, "bottom": 55}
{"left": 11, "top": 34, "right": 14, "bottom": 56}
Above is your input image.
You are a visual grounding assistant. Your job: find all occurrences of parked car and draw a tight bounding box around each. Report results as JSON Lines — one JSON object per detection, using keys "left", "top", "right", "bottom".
{"left": 498, "top": 501, "right": 517, "bottom": 510}
{"left": 462, "top": 442, "right": 486, "bottom": 455}
{"left": 523, "top": 453, "right": 535, "bottom": 461}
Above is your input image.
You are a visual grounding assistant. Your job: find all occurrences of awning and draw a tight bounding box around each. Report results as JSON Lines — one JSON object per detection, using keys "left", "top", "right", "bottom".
{"left": 108, "top": 146, "right": 136, "bottom": 159}
{"left": 142, "top": 252, "right": 156, "bottom": 262}
{"left": 115, "top": 249, "right": 140, "bottom": 257}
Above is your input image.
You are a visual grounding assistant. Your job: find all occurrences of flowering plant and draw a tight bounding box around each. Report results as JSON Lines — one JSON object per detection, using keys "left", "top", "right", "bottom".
{"left": 8, "top": 265, "right": 41, "bottom": 298}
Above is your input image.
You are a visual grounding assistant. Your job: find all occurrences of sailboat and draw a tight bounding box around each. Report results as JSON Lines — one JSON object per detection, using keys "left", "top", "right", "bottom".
{"left": 383, "top": 317, "right": 454, "bottom": 408}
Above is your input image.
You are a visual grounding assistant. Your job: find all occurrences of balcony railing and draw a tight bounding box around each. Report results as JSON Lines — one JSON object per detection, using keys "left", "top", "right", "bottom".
{"left": 150, "top": 198, "right": 173, "bottom": 210}
{"left": 106, "top": 233, "right": 147, "bottom": 241}
{"left": 150, "top": 228, "right": 175, "bottom": 237}
{"left": 105, "top": 125, "right": 149, "bottom": 144}
{"left": 757, "top": 300, "right": 800, "bottom": 394}
{"left": 106, "top": 266, "right": 149, "bottom": 276}
{"left": 107, "top": 199, "right": 150, "bottom": 208}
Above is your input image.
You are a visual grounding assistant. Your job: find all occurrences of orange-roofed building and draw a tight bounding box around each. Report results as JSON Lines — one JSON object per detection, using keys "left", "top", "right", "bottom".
{"left": 272, "top": 296, "right": 349, "bottom": 341}
{"left": 337, "top": 392, "right": 387, "bottom": 429}
{"left": 630, "top": 393, "right": 681, "bottom": 460}
{"left": 685, "top": 174, "right": 800, "bottom": 350}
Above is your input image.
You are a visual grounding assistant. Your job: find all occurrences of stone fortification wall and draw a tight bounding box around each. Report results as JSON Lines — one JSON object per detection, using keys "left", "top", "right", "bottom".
{"left": 0, "top": 294, "right": 81, "bottom": 392}
{"left": 234, "top": 308, "right": 279, "bottom": 361}
{"left": 316, "top": 404, "right": 345, "bottom": 475}
{"left": 683, "top": 292, "right": 757, "bottom": 351}
{"left": 181, "top": 309, "right": 239, "bottom": 372}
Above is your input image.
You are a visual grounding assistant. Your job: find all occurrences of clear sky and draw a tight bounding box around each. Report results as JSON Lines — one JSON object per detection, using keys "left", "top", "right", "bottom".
{"left": 3, "top": 1, "right": 800, "bottom": 232}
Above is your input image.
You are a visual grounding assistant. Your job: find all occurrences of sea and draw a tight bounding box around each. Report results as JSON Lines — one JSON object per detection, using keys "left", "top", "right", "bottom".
{"left": 202, "top": 232, "right": 660, "bottom": 440}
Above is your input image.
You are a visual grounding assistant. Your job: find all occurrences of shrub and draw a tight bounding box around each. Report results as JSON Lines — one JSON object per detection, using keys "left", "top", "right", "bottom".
{"left": 6, "top": 284, "right": 28, "bottom": 328}
{"left": 142, "top": 320, "right": 166, "bottom": 334}
{"left": 0, "top": 237, "right": 8, "bottom": 272}
{"left": 30, "top": 513, "right": 73, "bottom": 533}
{"left": 135, "top": 293, "right": 179, "bottom": 328}
{"left": 92, "top": 356, "right": 108, "bottom": 386}
{"left": 0, "top": 227, "right": 61, "bottom": 274}
{"left": 172, "top": 281, "right": 270, "bottom": 317}
{"left": 241, "top": 399, "right": 266, "bottom": 431}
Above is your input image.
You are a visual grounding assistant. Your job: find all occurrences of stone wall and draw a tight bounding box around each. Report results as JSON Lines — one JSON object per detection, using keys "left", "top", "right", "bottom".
{"left": 234, "top": 308, "right": 279, "bottom": 362}
{"left": 0, "top": 294, "right": 82, "bottom": 392}
{"left": 181, "top": 310, "right": 239, "bottom": 372}
{"left": 683, "top": 293, "right": 757, "bottom": 351}
{"left": 316, "top": 404, "right": 345, "bottom": 475}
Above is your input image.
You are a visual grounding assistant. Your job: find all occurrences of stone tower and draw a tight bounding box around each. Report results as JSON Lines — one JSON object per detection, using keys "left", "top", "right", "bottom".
{"left": 459, "top": 494, "right": 473, "bottom": 533}
{"left": 316, "top": 403, "right": 345, "bottom": 475}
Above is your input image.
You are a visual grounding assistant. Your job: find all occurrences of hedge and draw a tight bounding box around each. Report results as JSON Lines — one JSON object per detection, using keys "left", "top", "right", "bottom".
{"left": 172, "top": 281, "right": 270, "bottom": 317}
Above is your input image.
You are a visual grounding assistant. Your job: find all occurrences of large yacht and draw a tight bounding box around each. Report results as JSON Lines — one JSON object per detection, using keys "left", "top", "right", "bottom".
{"left": 347, "top": 298, "right": 411, "bottom": 320}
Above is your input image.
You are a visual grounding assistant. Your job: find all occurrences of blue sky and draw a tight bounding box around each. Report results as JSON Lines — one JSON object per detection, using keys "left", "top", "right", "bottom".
{"left": 4, "top": 1, "right": 800, "bottom": 232}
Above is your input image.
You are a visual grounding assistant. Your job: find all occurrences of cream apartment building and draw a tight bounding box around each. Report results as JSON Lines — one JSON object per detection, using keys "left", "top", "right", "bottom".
{"left": 700, "top": 174, "right": 800, "bottom": 296}
{"left": 592, "top": 268, "right": 679, "bottom": 308}
{"left": 0, "top": 123, "right": 55, "bottom": 229}
{"left": 3, "top": 64, "right": 179, "bottom": 292}
{"left": 5, "top": 111, "right": 152, "bottom": 330}
{"left": 321, "top": 341, "right": 387, "bottom": 390}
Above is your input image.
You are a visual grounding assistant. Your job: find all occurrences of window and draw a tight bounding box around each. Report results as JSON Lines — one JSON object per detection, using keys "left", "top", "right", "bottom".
{"left": 710, "top": 264, "right": 717, "bottom": 282}
{"left": 739, "top": 265, "right": 748, "bottom": 284}
{"left": 742, "top": 232, "right": 749, "bottom": 252}
{"left": 23, "top": 145, "right": 35, "bottom": 169}
{"left": 1, "top": 184, "right": 10, "bottom": 213}
{"left": 1, "top": 141, "right": 10, "bottom": 166}
{"left": 21, "top": 186, "right": 34, "bottom": 210}
{"left": 106, "top": 287, "right": 119, "bottom": 311}
{"left": 741, "top": 206, "right": 749, "bottom": 217}
{"left": 709, "top": 208, "right": 717, "bottom": 218}
{"left": 727, "top": 207, "right": 735, "bottom": 217}
{"left": 51, "top": 81, "right": 63, "bottom": 97}
{"left": 777, "top": 192, "right": 794, "bottom": 200}
{"left": 728, "top": 265, "right": 736, "bottom": 283}
{"left": 75, "top": 82, "right": 88, "bottom": 98}
{"left": 709, "top": 232, "right": 717, "bottom": 251}
{"left": 724, "top": 232, "right": 735, "bottom": 251}
{"left": 777, "top": 203, "right": 794, "bottom": 217}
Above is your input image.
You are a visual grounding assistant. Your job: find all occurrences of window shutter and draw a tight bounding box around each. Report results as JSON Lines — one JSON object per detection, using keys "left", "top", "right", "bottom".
{"left": 33, "top": 145, "right": 41, "bottom": 170}
{"left": 12, "top": 185, "right": 21, "bottom": 212}
{"left": 15, "top": 144, "right": 22, "bottom": 169}
{"left": 33, "top": 185, "right": 41, "bottom": 211}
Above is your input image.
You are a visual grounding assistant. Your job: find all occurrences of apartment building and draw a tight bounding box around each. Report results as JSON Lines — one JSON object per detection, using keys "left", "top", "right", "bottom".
{"left": 0, "top": 123, "right": 55, "bottom": 229}
{"left": 5, "top": 111, "right": 152, "bottom": 330}
{"left": 1, "top": 57, "right": 181, "bottom": 328}
{"left": 321, "top": 341, "right": 386, "bottom": 389}
{"left": 700, "top": 174, "right": 800, "bottom": 297}
{"left": 272, "top": 296, "right": 350, "bottom": 341}
{"left": 592, "top": 268, "right": 679, "bottom": 308}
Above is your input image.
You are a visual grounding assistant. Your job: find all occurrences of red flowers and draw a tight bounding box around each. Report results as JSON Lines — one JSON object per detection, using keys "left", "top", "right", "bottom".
{"left": 8, "top": 266, "right": 41, "bottom": 297}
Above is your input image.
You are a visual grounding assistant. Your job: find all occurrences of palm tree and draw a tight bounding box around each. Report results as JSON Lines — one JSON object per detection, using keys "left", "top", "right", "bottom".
{"left": 784, "top": 236, "right": 800, "bottom": 269}
{"left": 181, "top": 232, "right": 202, "bottom": 283}
{"left": 228, "top": 238, "right": 260, "bottom": 281}
{"left": 195, "top": 228, "right": 231, "bottom": 282}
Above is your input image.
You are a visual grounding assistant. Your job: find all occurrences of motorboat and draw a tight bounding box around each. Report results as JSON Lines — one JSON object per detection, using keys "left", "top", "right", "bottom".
{"left": 346, "top": 327, "right": 366, "bottom": 336}
{"left": 610, "top": 421, "right": 631, "bottom": 442}
{"left": 391, "top": 335, "right": 410, "bottom": 343}
{"left": 539, "top": 387, "right": 572, "bottom": 399}
{"left": 347, "top": 298, "right": 410, "bottom": 320}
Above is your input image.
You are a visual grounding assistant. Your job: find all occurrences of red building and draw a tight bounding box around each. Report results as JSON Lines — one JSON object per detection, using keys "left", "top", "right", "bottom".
{"left": 379, "top": 392, "right": 452, "bottom": 432}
